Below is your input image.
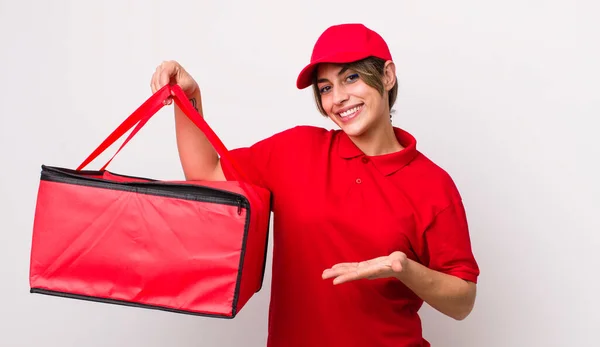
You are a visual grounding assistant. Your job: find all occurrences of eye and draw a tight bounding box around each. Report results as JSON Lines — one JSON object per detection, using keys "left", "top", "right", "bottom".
{"left": 346, "top": 73, "right": 360, "bottom": 83}
{"left": 319, "top": 85, "right": 331, "bottom": 94}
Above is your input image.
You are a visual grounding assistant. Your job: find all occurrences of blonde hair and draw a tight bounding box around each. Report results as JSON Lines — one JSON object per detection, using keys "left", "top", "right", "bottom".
{"left": 312, "top": 57, "right": 398, "bottom": 116}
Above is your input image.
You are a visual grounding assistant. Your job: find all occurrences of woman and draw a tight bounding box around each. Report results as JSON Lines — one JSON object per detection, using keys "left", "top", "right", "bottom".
{"left": 151, "top": 23, "right": 479, "bottom": 347}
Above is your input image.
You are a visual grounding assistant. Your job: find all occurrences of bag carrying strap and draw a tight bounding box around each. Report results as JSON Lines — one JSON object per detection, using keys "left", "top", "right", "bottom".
{"left": 77, "top": 85, "right": 171, "bottom": 172}
{"left": 76, "top": 84, "right": 263, "bottom": 207}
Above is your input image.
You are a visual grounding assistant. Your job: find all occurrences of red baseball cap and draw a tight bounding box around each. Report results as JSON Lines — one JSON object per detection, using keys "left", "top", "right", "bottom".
{"left": 296, "top": 23, "right": 393, "bottom": 89}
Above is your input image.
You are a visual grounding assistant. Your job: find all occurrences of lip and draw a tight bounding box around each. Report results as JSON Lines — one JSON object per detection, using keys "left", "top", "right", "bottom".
{"left": 337, "top": 104, "right": 363, "bottom": 123}
{"left": 335, "top": 103, "right": 364, "bottom": 115}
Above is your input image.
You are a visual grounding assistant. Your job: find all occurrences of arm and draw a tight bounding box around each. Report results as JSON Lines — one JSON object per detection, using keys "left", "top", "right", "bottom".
{"left": 322, "top": 201, "right": 479, "bottom": 321}
{"left": 172, "top": 89, "right": 226, "bottom": 181}
{"left": 150, "top": 60, "right": 225, "bottom": 181}
{"left": 322, "top": 252, "right": 476, "bottom": 321}
{"left": 396, "top": 258, "right": 476, "bottom": 320}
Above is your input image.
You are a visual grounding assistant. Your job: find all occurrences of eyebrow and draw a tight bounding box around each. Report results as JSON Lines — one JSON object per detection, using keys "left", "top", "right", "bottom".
{"left": 316, "top": 66, "right": 350, "bottom": 84}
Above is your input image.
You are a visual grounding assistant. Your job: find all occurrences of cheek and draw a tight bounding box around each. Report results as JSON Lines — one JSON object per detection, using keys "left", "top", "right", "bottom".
{"left": 350, "top": 83, "right": 375, "bottom": 104}
{"left": 320, "top": 95, "right": 333, "bottom": 114}
{"left": 358, "top": 87, "right": 384, "bottom": 111}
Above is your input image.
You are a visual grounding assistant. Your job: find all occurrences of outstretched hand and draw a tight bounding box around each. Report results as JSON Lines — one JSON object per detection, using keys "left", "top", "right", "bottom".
{"left": 322, "top": 251, "right": 408, "bottom": 285}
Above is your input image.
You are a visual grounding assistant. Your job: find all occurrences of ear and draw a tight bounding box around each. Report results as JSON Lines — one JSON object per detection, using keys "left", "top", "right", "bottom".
{"left": 383, "top": 60, "right": 396, "bottom": 91}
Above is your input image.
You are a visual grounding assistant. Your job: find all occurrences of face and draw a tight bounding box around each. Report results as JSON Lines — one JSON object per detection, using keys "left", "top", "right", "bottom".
{"left": 316, "top": 62, "right": 394, "bottom": 138}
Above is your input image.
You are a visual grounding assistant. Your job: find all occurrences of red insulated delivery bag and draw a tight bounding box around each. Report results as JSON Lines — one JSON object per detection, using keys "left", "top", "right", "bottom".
{"left": 28, "top": 84, "right": 272, "bottom": 318}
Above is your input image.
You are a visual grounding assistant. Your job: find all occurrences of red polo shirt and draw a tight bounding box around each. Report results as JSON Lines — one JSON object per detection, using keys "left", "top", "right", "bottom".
{"left": 223, "top": 126, "right": 479, "bottom": 347}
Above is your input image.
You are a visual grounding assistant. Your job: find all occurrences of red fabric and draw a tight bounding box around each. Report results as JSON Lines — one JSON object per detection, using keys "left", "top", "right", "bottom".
{"left": 296, "top": 23, "right": 393, "bottom": 89}
{"left": 31, "top": 178, "right": 248, "bottom": 316}
{"left": 29, "top": 84, "right": 272, "bottom": 318}
{"left": 222, "top": 125, "right": 479, "bottom": 347}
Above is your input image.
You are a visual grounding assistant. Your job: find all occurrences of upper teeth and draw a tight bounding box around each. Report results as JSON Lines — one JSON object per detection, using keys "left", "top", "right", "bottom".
{"left": 340, "top": 106, "right": 361, "bottom": 117}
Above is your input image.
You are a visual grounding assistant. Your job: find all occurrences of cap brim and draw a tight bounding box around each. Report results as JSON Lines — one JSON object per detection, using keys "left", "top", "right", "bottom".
{"left": 295, "top": 51, "right": 373, "bottom": 89}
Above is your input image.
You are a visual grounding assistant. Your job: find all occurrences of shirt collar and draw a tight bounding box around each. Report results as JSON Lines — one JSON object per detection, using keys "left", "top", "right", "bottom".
{"left": 337, "top": 127, "right": 419, "bottom": 176}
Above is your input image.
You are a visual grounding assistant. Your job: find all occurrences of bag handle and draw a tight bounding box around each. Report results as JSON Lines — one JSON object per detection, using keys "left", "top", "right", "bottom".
{"left": 76, "top": 85, "right": 171, "bottom": 171}
{"left": 77, "top": 84, "right": 248, "bottom": 186}
{"left": 76, "top": 84, "right": 267, "bottom": 211}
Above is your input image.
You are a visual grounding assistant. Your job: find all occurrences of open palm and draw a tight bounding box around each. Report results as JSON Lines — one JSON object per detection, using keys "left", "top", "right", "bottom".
{"left": 322, "top": 251, "right": 408, "bottom": 285}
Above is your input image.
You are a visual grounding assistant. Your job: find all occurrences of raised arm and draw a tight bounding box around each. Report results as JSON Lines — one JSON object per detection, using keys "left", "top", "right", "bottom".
{"left": 150, "top": 60, "right": 226, "bottom": 181}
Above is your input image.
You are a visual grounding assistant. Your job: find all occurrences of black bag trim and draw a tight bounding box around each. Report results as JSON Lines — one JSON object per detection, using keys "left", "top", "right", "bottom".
{"left": 30, "top": 288, "right": 236, "bottom": 319}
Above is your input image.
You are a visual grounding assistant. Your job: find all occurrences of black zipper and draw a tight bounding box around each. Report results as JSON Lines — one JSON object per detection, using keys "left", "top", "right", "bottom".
{"left": 237, "top": 198, "right": 243, "bottom": 215}
{"left": 40, "top": 165, "right": 248, "bottom": 213}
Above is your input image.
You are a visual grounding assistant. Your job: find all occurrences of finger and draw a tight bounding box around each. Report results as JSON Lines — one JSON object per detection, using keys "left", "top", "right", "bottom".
{"left": 333, "top": 262, "right": 393, "bottom": 284}
{"left": 155, "top": 63, "right": 174, "bottom": 104}
{"left": 333, "top": 265, "right": 373, "bottom": 284}
{"left": 334, "top": 256, "right": 387, "bottom": 269}
{"left": 160, "top": 73, "right": 174, "bottom": 106}
{"left": 362, "top": 256, "right": 390, "bottom": 266}
{"left": 391, "top": 258, "right": 403, "bottom": 273}
{"left": 159, "top": 69, "right": 171, "bottom": 89}
{"left": 331, "top": 262, "right": 359, "bottom": 269}
{"left": 152, "top": 65, "right": 162, "bottom": 93}
{"left": 166, "top": 89, "right": 176, "bottom": 105}
{"left": 389, "top": 252, "right": 406, "bottom": 273}
{"left": 151, "top": 69, "right": 158, "bottom": 93}
{"left": 326, "top": 263, "right": 359, "bottom": 273}
{"left": 322, "top": 266, "right": 354, "bottom": 279}
{"left": 154, "top": 61, "right": 169, "bottom": 88}
{"left": 332, "top": 268, "right": 368, "bottom": 285}
{"left": 324, "top": 259, "right": 384, "bottom": 278}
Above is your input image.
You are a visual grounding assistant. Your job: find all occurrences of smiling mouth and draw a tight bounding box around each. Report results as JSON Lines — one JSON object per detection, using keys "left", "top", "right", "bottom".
{"left": 337, "top": 104, "right": 364, "bottom": 119}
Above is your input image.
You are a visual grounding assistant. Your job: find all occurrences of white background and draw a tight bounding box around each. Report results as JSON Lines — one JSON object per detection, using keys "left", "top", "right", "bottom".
{"left": 1, "top": 1, "right": 599, "bottom": 346}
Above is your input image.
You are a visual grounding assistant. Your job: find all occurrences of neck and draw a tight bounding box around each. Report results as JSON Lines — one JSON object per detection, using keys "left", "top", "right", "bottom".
{"left": 349, "top": 118, "right": 404, "bottom": 156}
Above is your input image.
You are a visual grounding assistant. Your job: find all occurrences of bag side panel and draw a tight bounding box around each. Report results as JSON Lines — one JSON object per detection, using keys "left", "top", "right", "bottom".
{"left": 29, "top": 179, "right": 247, "bottom": 317}
{"left": 234, "top": 186, "right": 272, "bottom": 314}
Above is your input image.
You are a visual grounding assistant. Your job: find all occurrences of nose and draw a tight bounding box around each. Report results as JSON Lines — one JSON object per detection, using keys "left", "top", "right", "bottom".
{"left": 332, "top": 85, "right": 349, "bottom": 105}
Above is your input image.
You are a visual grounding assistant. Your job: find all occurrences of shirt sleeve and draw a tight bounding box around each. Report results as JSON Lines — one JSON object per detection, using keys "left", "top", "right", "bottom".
{"left": 421, "top": 200, "right": 480, "bottom": 283}
{"left": 220, "top": 126, "right": 303, "bottom": 192}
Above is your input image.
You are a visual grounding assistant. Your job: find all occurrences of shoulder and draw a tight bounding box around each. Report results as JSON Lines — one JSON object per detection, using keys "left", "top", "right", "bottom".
{"left": 258, "top": 125, "right": 335, "bottom": 151}
{"left": 236, "top": 125, "right": 333, "bottom": 161}
{"left": 406, "top": 151, "right": 463, "bottom": 208}
{"left": 235, "top": 125, "right": 332, "bottom": 153}
{"left": 268, "top": 125, "right": 332, "bottom": 141}
{"left": 399, "top": 152, "right": 469, "bottom": 232}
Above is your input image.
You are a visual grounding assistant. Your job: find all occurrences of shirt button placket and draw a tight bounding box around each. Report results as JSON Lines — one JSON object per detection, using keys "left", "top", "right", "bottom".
{"left": 356, "top": 157, "right": 369, "bottom": 184}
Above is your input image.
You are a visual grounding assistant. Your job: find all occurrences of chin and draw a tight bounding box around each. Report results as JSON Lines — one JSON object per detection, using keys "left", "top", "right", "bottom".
{"left": 340, "top": 124, "right": 368, "bottom": 137}
{"left": 329, "top": 110, "right": 371, "bottom": 136}
{"left": 329, "top": 117, "right": 367, "bottom": 138}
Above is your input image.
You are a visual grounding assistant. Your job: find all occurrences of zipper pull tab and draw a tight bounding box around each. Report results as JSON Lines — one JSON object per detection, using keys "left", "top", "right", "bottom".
{"left": 237, "top": 199, "right": 243, "bottom": 215}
